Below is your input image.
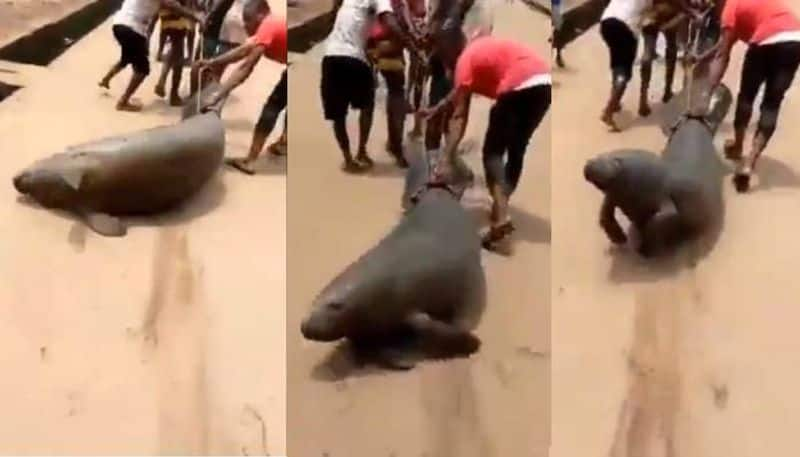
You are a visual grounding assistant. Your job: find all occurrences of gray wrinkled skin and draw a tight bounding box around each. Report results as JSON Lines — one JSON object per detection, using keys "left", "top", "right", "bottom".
{"left": 585, "top": 83, "right": 733, "bottom": 256}
{"left": 13, "top": 113, "right": 224, "bottom": 231}
{"left": 302, "top": 151, "right": 486, "bottom": 366}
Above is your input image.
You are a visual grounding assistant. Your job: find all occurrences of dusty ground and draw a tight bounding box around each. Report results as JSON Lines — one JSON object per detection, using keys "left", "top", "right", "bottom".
{"left": 552, "top": 9, "right": 800, "bottom": 457}
{"left": 287, "top": 1, "right": 550, "bottom": 456}
{"left": 0, "top": 4, "right": 286, "bottom": 455}
{"left": 0, "top": 0, "right": 95, "bottom": 46}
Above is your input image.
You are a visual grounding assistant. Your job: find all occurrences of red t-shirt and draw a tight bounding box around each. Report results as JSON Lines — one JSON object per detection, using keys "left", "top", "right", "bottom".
{"left": 250, "top": 15, "right": 288, "bottom": 64}
{"left": 454, "top": 36, "right": 549, "bottom": 99}
{"left": 721, "top": 0, "right": 800, "bottom": 44}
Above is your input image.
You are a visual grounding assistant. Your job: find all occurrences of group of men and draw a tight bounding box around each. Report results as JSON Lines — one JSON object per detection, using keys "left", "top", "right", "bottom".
{"left": 599, "top": 0, "right": 800, "bottom": 192}
{"left": 320, "top": 0, "right": 552, "bottom": 246}
{"left": 98, "top": 0, "right": 288, "bottom": 175}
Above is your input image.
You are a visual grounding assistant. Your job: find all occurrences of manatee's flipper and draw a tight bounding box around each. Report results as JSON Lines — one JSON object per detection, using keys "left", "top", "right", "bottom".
{"left": 349, "top": 337, "right": 418, "bottom": 370}
{"left": 407, "top": 312, "right": 481, "bottom": 358}
{"left": 60, "top": 169, "right": 84, "bottom": 190}
{"left": 84, "top": 212, "right": 127, "bottom": 237}
{"left": 373, "top": 347, "right": 418, "bottom": 370}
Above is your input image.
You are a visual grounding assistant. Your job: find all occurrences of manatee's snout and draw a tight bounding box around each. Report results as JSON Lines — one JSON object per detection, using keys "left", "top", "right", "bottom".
{"left": 584, "top": 158, "right": 615, "bottom": 190}
{"left": 13, "top": 171, "right": 30, "bottom": 194}
{"left": 301, "top": 300, "right": 349, "bottom": 342}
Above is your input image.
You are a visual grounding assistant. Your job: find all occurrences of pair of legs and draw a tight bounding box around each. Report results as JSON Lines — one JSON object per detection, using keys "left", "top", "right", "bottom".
{"left": 726, "top": 41, "right": 800, "bottom": 192}
{"left": 639, "top": 24, "right": 678, "bottom": 116}
{"left": 99, "top": 24, "right": 151, "bottom": 111}
{"left": 321, "top": 55, "right": 376, "bottom": 173}
{"left": 600, "top": 17, "right": 638, "bottom": 131}
{"left": 155, "top": 28, "right": 188, "bottom": 106}
{"left": 481, "top": 84, "right": 552, "bottom": 246}
{"left": 407, "top": 51, "right": 428, "bottom": 138}
{"left": 227, "top": 70, "right": 288, "bottom": 175}
{"left": 380, "top": 66, "right": 410, "bottom": 167}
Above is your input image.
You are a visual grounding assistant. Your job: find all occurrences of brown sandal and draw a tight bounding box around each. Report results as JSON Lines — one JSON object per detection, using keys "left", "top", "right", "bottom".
{"left": 481, "top": 221, "right": 515, "bottom": 250}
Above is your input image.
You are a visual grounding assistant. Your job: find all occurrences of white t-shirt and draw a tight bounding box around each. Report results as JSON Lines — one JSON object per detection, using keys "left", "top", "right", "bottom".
{"left": 325, "top": 0, "right": 394, "bottom": 62}
{"left": 761, "top": 31, "right": 800, "bottom": 45}
{"left": 113, "top": 0, "right": 161, "bottom": 37}
{"left": 602, "top": 0, "right": 652, "bottom": 34}
{"left": 219, "top": 0, "right": 248, "bottom": 44}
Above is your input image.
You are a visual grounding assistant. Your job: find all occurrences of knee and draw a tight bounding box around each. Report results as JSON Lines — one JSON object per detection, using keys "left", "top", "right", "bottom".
{"left": 257, "top": 105, "right": 281, "bottom": 132}
{"left": 758, "top": 108, "right": 779, "bottom": 137}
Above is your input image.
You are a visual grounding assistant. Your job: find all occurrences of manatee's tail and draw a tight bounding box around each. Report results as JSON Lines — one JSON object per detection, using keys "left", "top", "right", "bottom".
{"left": 659, "top": 82, "right": 732, "bottom": 137}
{"left": 181, "top": 81, "right": 226, "bottom": 120}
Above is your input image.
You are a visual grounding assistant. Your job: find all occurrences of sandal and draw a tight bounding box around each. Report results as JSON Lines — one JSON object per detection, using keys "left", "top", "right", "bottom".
{"left": 481, "top": 221, "right": 515, "bottom": 250}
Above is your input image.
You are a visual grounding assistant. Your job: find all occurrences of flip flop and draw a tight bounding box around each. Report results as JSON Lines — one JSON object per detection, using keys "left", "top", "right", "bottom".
{"left": 225, "top": 158, "right": 256, "bottom": 175}
{"left": 481, "top": 221, "right": 515, "bottom": 250}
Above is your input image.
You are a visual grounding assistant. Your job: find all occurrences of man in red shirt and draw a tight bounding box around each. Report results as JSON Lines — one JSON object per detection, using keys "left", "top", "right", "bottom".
{"left": 701, "top": 0, "right": 800, "bottom": 192}
{"left": 421, "top": 34, "right": 551, "bottom": 248}
{"left": 194, "top": 0, "right": 287, "bottom": 174}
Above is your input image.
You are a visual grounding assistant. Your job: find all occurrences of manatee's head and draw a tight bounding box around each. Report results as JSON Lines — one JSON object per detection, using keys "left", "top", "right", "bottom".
{"left": 13, "top": 162, "right": 82, "bottom": 208}
{"left": 301, "top": 273, "right": 368, "bottom": 342}
{"left": 583, "top": 156, "right": 621, "bottom": 192}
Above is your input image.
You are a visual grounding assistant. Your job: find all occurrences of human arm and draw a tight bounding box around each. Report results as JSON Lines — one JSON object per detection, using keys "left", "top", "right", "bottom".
{"left": 707, "top": 28, "right": 736, "bottom": 89}
{"left": 159, "top": 0, "right": 205, "bottom": 24}
{"left": 378, "top": 11, "right": 425, "bottom": 60}
{"left": 205, "top": 45, "right": 263, "bottom": 105}
{"left": 600, "top": 195, "right": 627, "bottom": 244}
{"left": 442, "top": 86, "right": 471, "bottom": 158}
{"left": 196, "top": 40, "right": 260, "bottom": 70}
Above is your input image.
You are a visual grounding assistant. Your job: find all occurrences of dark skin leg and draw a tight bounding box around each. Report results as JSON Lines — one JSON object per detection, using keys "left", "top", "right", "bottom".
{"left": 384, "top": 70, "right": 409, "bottom": 168}
{"left": 117, "top": 71, "right": 146, "bottom": 111}
{"left": 168, "top": 32, "right": 186, "bottom": 105}
{"left": 602, "top": 75, "right": 627, "bottom": 131}
{"left": 355, "top": 105, "right": 375, "bottom": 168}
{"left": 332, "top": 117, "right": 362, "bottom": 172}
{"left": 99, "top": 61, "right": 125, "bottom": 88}
{"left": 663, "top": 29, "right": 678, "bottom": 102}
{"left": 186, "top": 26, "right": 195, "bottom": 65}
{"left": 156, "top": 26, "right": 167, "bottom": 61}
{"left": 639, "top": 28, "right": 657, "bottom": 117}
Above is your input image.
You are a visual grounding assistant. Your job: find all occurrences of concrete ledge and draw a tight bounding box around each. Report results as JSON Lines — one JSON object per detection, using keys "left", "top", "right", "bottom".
{"left": 288, "top": 0, "right": 338, "bottom": 54}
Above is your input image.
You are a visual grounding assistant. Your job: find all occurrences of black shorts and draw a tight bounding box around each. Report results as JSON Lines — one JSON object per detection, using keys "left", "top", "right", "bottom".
{"left": 320, "top": 55, "right": 375, "bottom": 120}
{"left": 600, "top": 18, "right": 637, "bottom": 81}
{"left": 113, "top": 24, "right": 150, "bottom": 75}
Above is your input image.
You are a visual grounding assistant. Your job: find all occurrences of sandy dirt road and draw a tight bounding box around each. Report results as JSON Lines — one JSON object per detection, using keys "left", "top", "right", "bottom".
{"left": 287, "top": 2, "right": 550, "bottom": 456}
{"left": 552, "top": 12, "right": 800, "bottom": 457}
{"left": 0, "top": 6, "right": 286, "bottom": 455}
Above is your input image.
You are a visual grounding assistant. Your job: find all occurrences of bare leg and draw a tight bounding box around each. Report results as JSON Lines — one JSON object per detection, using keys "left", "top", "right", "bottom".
{"left": 168, "top": 32, "right": 185, "bottom": 105}
{"left": 99, "top": 61, "right": 125, "bottom": 88}
{"left": 602, "top": 77, "right": 627, "bottom": 132}
{"left": 383, "top": 70, "right": 409, "bottom": 168}
{"left": 663, "top": 29, "right": 678, "bottom": 102}
{"left": 117, "top": 71, "right": 146, "bottom": 111}
{"left": 639, "top": 28, "right": 657, "bottom": 117}
{"left": 355, "top": 105, "right": 375, "bottom": 168}
{"left": 332, "top": 118, "right": 361, "bottom": 172}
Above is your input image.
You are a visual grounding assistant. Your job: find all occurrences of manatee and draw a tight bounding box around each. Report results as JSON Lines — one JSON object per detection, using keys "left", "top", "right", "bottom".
{"left": 401, "top": 147, "right": 473, "bottom": 211}
{"left": 13, "top": 113, "right": 225, "bottom": 236}
{"left": 302, "top": 151, "right": 487, "bottom": 370}
{"left": 584, "top": 82, "right": 732, "bottom": 257}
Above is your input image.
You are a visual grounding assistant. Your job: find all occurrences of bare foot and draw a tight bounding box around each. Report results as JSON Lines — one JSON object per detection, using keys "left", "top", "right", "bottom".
{"left": 639, "top": 103, "right": 652, "bottom": 117}
{"left": 169, "top": 94, "right": 182, "bottom": 106}
{"left": 662, "top": 90, "right": 673, "bottom": 103}
{"left": 116, "top": 100, "right": 143, "bottom": 112}
{"left": 601, "top": 110, "right": 621, "bottom": 132}
{"left": 155, "top": 84, "right": 166, "bottom": 98}
{"left": 724, "top": 139, "right": 743, "bottom": 161}
{"left": 98, "top": 79, "right": 110, "bottom": 89}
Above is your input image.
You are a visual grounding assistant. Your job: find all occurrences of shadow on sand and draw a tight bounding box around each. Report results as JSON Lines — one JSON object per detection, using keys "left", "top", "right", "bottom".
{"left": 310, "top": 337, "right": 477, "bottom": 382}
{"left": 751, "top": 155, "right": 800, "bottom": 191}
{"left": 16, "top": 174, "right": 227, "bottom": 250}
{"left": 607, "top": 210, "right": 725, "bottom": 284}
